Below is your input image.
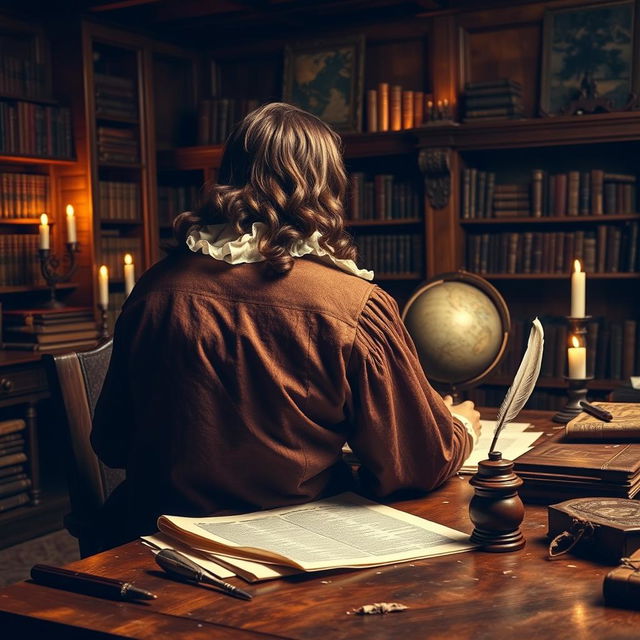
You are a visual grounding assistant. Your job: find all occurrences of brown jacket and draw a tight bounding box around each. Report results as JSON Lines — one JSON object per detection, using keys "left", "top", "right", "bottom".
{"left": 92, "top": 251, "right": 472, "bottom": 541}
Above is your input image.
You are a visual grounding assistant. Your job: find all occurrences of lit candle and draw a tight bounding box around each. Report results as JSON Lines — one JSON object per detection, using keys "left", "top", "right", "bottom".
{"left": 568, "top": 335, "right": 587, "bottom": 379}
{"left": 38, "top": 213, "right": 49, "bottom": 250}
{"left": 98, "top": 265, "right": 109, "bottom": 308}
{"left": 66, "top": 204, "right": 77, "bottom": 244}
{"left": 123, "top": 253, "right": 135, "bottom": 297}
{"left": 571, "top": 259, "right": 586, "bottom": 318}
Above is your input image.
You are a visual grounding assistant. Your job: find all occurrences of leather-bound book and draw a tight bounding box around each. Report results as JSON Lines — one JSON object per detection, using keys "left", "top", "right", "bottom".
{"left": 390, "top": 85, "right": 402, "bottom": 131}
{"left": 376, "top": 83, "right": 389, "bottom": 132}
{"left": 402, "top": 90, "right": 414, "bottom": 129}
{"left": 591, "top": 169, "right": 604, "bottom": 215}
{"left": 366, "top": 89, "right": 378, "bottom": 133}
{"left": 565, "top": 403, "right": 640, "bottom": 441}
{"left": 604, "top": 551, "right": 640, "bottom": 609}
{"left": 413, "top": 90, "right": 424, "bottom": 127}
{"left": 567, "top": 171, "right": 580, "bottom": 216}
{"left": 514, "top": 429, "right": 640, "bottom": 501}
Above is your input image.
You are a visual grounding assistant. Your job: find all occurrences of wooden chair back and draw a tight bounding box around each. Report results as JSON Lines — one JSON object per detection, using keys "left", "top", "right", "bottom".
{"left": 44, "top": 339, "right": 125, "bottom": 557}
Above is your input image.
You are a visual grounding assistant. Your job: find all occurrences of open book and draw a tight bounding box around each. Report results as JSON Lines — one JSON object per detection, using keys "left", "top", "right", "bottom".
{"left": 155, "top": 492, "right": 475, "bottom": 575}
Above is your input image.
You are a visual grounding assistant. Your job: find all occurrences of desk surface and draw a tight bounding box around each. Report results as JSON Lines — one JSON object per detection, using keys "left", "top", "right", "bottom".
{"left": 1, "top": 411, "right": 638, "bottom": 640}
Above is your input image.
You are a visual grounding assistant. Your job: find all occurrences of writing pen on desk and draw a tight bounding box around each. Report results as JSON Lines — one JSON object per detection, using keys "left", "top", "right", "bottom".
{"left": 579, "top": 401, "right": 613, "bottom": 422}
{"left": 155, "top": 548, "right": 253, "bottom": 601}
{"left": 30, "top": 564, "right": 157, "bottom": 601}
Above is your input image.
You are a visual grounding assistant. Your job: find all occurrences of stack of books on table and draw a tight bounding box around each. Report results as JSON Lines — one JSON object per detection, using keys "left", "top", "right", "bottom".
{"left": 0, "top": 419, "right": 31, "bottom": 513}
{"left": 462, "top": 79, "right": 524, "bottom": 122}
{"left": 1, "top": 307, "right": 98, "bottom": 352}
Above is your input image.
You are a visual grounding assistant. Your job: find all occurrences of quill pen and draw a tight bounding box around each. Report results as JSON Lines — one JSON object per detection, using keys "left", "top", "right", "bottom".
{"left": 489, "top": 317, "right": 544, "bottom": 454}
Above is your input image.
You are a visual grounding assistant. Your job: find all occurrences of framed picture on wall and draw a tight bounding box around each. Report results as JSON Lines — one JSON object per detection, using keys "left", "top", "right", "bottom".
{"left": 540, "top": 0, "right": 638, "bottom": 115}
{"left": 283, "top": 35, "right": 365, "bottom": 133}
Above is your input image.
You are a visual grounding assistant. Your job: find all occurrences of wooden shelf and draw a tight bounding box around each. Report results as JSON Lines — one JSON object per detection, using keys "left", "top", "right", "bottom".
{"left": 95, "top": 113, "right": 139, "bottom": 124}
{"left": 375, "top": 272, "right": 422, "bottom": 281}
{"left": 347, "top": 218, "right": 422, "bottom": 227}
{"left": 0, "top": 219, "right": 56, "bottom": 225}
{"left": 417, "top": 112, "right": 640, "bottom": 150}
{"left": 484, "top": 375, "right": 620, "bottom": 391}
{"left": 98, "top": 161, "right": 143, "bottom": 169}
{"left": 342, "top": 131, "right": 415, "bottom": 158}
{"left": 482, "top": 272, "right": 640, "bottom": 280}
{"left": 0, "top": 153, "right": 75, "bottom": 165}
{"left": 0, "top": 92, "right": 58, "bottom": 106}
{"left": 460, "top": 214, "right": 640, "bottom": 225}
{"left": 158, "top": 145, "right": 223, "bottom": 171}
{"left": 0, "top": 282, "right": 78, "bottom": 294}
{"left": 100, "top": 218, "right": 143, "bottom": 225}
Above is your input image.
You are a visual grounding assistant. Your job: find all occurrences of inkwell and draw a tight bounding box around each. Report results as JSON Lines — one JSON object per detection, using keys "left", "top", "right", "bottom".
{"left": 469, "top": 318, "right": 544, "bottom": 552}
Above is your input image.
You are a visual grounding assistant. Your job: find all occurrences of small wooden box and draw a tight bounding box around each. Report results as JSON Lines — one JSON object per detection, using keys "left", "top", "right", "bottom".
{"left": 547, "top": 497, "right": 640, "bottom": 564}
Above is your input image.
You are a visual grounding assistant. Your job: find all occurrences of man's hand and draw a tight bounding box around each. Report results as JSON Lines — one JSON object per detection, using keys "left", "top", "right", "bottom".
{"left": 443, "top": 395, "right": 481, "bottom": 441}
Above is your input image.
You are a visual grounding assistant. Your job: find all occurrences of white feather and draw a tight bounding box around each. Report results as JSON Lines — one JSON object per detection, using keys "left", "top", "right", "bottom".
{"left": 489, "top": 317, "right": 544, "bottom": 454}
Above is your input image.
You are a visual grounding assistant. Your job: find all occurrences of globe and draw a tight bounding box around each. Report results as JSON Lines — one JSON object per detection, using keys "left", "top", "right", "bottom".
{"left": 402, "top": 271, "right": 510, "bottom": 389}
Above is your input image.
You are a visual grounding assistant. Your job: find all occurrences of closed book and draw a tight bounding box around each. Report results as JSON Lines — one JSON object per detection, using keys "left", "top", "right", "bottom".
{"left": 465, "top": 94, "right": 523, "bottom": 109}
{"left": 565, "top": 403, "right": 640, "bottom": 441}
{"left": 567, "top": 171, "right": 580, "bottom": 216}
{"left": 0, "top": 466, "right": 25, "bottom": 481}
{"left": 531, "top": 169, "right": 544, "bottom": 218}
{"left": 0, "top": 476, "right": 30, "bottom": 499}
{"left": 610, "top": 322, "right": 623, "bottom": 379}
{"left": 413, "top": 91, "right": 424, "bottom": 127}
{"left": 366, "top": 89, "right": 377, "bottom": 133}
{"left": 464, "top": 106, "right": 523, "bottom": 117}
{"left": 514, "top": 430, "right": 640, "bottom": 501}
{"left": 469, "top": 168, "right": 477, "bottom": 219}
{"left": 464, "top": 78, "right": 523, "bottom": 91}
{"left": 3, "top": 328, "right": 99, "bottom": 344}
{"left": 401, "top": 90, "right": 414, "bottom": 130}
{"left": 625, "top": 221, "right": 638, "bottom": 272}
{"left": 549, "top": 498, "right": 640, "bottom": 564}
{"left": 597, "top": 225, "right": 608, "bottom": 272}
{"left": 0, "top": 419, "right": 25, "bottom": 436}
{"left": 376, "top": 83, "right": 389, "bottom": 132}
{"left": 555, "top": 173, "right": 567, "bottom": 216}
{"left": 462, "top": 168, "right": 471, "bottom": 219}
{"left": 485, "top": 172, "right": 495, "bottom": 218}
{"left": 390, "top": 85, "right": 402, "bottom": 131}
{"left": 0, "top": 451, "right": 27, "bottom": 469}
{"left": 579, "top": 171, "right": 591, "bottom": 215}
{"left": 591, "top": 169, "right": 604, "bottom": 215}
{"left": 0, "top": 491, "right": 29, "bottom": 512}
{"left": 493, "top": 199, "right": 531, "bottom": 208}
{"left": 623, "top": 320, "right": 637, "bottom": 379}
{"left": 1, "top": 338, "right": 98, "bottom": 352}
{"left": 7, "top": 320, "right": 97, "bottom": 334}
{"left": 604, "top": 551, "right": 640, "bottom": 607}
{"left": 477, "top": 171, "right": 486, "bottom": 218}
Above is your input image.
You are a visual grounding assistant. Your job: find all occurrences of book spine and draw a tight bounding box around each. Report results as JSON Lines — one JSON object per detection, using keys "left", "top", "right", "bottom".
{"left": 531, "top": 169, "right": 544, "bottom": 218}
{"left": 376, "top": 83, "right": 389, "bottom": 132}
{"left": 366, "top": 89, "right": 377, "bottom": 133}
{"left": 390, "top": 85, "right": 402, "bottom": 131}
{"left": 402, "top": 90, "right": 414, "bottom": 130}
{"left": 413, "top": 91, "right": 424, "bottom": 127}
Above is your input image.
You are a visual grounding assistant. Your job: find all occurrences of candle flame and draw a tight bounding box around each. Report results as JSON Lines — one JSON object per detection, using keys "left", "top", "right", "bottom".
{"left": 40, "top": 213, "right": 48, "bottom": 226}
{"left": 574, "top": 259, "right": 582, "bottom": 273}
{"left": 124, "top": 253, "right": 133, "bottom": 265}
{"left": 99, "top": 265, "right": 108, "bottom": 277}
{"left": 571, "top": 336, "right": 580, "bottom": 348}
{"left": 66, "top": 204, "right": 74, "bottom": 217}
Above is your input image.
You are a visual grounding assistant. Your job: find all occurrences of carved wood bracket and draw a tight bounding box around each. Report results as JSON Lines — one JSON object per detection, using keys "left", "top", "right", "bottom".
{"left": 419, "top": 148, "right": 451, "bottom": 210}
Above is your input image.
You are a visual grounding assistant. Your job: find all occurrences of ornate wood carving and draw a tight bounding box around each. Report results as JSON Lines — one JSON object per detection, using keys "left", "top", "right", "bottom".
{"left": 419, "top": 148, "right": 451, "bottom": 209}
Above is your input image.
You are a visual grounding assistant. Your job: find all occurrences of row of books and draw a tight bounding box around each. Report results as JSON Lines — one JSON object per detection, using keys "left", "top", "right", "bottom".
{"left": 465, "top": 224, "right": 639, "bottom": 274}
{"left": 94, "top": 73, "right": 137, "bottom": 120}
{"left": 462, "top": 79, "right": 524, "bottom": 122}
{"left": 355, "top": 233, "right": 423, "bottom": 275}
{"left": 0, "top": 55, "right": 47, "bottom": 100}
{"left": 0, "top": 171, "right": 48, "bottom": 218}
{"left": 97, "top": 125, "right": 139, "bottom": 165}
{"left": 0, "top": 99, "right": 73, "bottom": 158}
{"left": 100, "top": 232, "right": 143, "bottom": 280}
{"left": 158, "top": 184, "right": 199, "bottom": 227}
{"left": 462, "top": 169, "right": 637, "bottom": 219}
{"left": 493, "top": 317, "right": 640, "bottom": 382}
{"left": 98, "top": 180, "right": 141, "bottom": 222}
{"left": 0, "top": 234, "right": 45, "bottom": 287}
{"left": 0, "top": 419, "right": 31, "bottom": 514}
{"left": 197, "top": 98, "right": 260, "bottom": 146}
{"left": 365, "top": 83, "right": 431, "bottom": 133}
{"left": 1, "top": 306, "right": 98, "bottom": 353}
{"left": 347, "top": 173, "right": 421, "bottom": 221}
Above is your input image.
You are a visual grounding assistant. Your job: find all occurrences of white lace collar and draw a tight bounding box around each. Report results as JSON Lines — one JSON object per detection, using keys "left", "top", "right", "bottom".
{"left": 186, "top": 222, "right": 374, "bottom": 281}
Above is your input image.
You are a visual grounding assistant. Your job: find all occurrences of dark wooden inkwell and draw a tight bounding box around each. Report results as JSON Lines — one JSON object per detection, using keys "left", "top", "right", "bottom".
{"left": 469, "top": 451, "right": 526, "bottom": 552}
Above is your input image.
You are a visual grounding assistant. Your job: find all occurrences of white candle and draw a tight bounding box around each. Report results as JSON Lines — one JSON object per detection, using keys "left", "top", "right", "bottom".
{"left": 66, "top": 204, "right": 77, "bottom": 243}
{"left": 98, "top": 265, "right": 109, "bottom": 308}
{"left": 38, "top": 213, "right": 49, "bottom": 250}
{"left": 568, "top": 335, "right": 587, "bottom": 379}
{"left": 123, "top": 253, "right": 135, "bottom": 297}
{"left": 571, "top": 259, "right": 586, "bottom": 318}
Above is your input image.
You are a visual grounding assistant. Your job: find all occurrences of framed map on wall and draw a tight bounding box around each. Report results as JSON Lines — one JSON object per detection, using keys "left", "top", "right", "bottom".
{"left": 283, "top": 35, "right": 365, "bottom": 133}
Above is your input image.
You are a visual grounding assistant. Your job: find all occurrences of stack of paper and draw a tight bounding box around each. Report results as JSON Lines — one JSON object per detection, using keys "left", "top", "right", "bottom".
{"left": 459, "top": 420, "right": 542, "bottom": 474}
{"left": 143, "top": 492, "right": 476, "bottom": 582}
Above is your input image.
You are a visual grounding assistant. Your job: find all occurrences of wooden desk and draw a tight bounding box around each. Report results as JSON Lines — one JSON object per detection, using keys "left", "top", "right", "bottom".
{"left": 0, "top": 412, "right": 638, "bottom": 639}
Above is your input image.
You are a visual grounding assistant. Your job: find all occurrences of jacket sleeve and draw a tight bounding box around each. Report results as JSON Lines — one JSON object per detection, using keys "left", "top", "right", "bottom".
{"left": 345, "top": 286, "right": 473, "bottom": 497}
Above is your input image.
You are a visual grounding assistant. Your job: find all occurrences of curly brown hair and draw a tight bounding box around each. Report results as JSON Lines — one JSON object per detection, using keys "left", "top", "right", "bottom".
{"left": 173, "top": 102, "right": 357, "bottom": 276}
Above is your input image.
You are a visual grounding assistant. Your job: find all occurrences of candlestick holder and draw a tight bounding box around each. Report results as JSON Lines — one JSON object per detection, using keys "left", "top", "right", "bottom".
{"left": 552, "top": 314, "right": 592, "bottom": 423}
{"left": 97, "top": 304, "right": 109, "bottom": 339}
{"left": 38, "top": 243, "right": 79, "bottom": 309}
{"left": 552, "top": 376, "right": 594, "bottom": 423}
